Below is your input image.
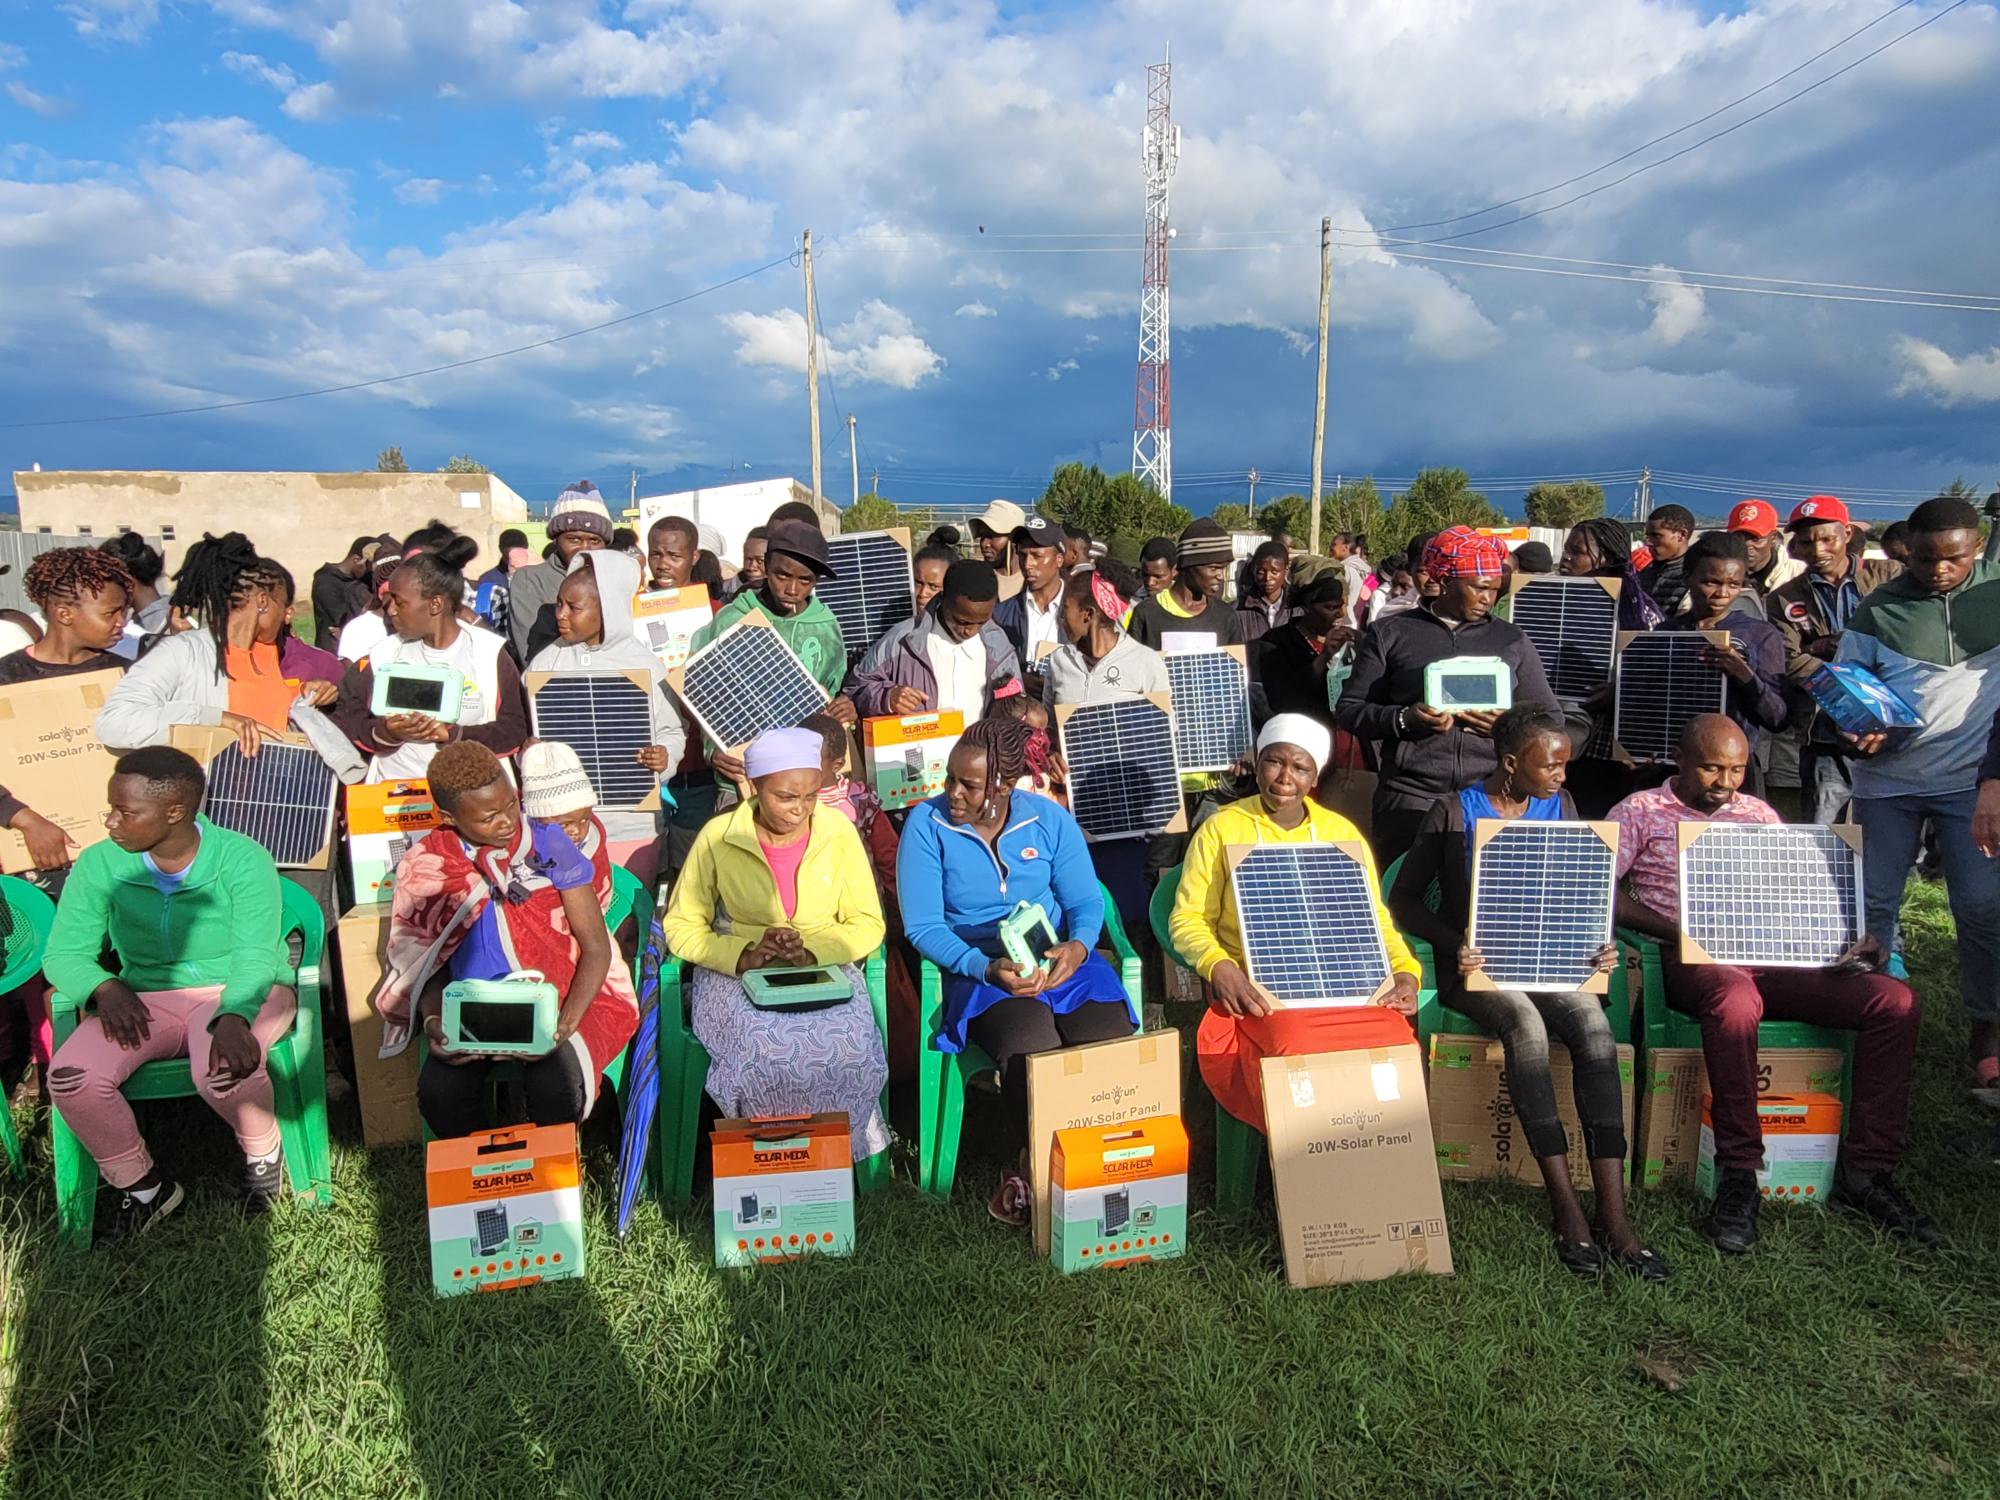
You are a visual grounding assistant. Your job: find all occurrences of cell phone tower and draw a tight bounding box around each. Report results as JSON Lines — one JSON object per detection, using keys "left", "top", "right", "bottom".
{"left": 1132, "top": 51, "right": 1179, "bottom": 503}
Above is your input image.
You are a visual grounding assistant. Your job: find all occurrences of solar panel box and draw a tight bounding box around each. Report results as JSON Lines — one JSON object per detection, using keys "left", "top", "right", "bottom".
{"left": 1611, "top": 630, "right": 1728, "bottom": 765}
{"left": 525, "top": 669, "right": 663, "bottom": 812}
{"left": 671, "top": 613, "right": 831, "bottom": 755}
{"left": 1053, "top": 694, "right": 1187, "bottom": 842}
{"left": 1050, "top": 1116, "right": 1189, "bottom": 1274}
{"left": 711, "top": 1113, "right": 856, "bottom": 1269}
{"left": 861, "top": 710, "right": 963, "bottom": 810}
{"left": 344, "top": 778, "right": 441, "bottom": 906}
{"left": 1465, "top": 820, "right": 1618, "bottom": 995}
{"left": 1677, "top": 822, "right": 1863, "bottom": 968}
{"left": 630, "top": 583, "right": 712, "bottom": 671}
{"left": 1507, "top": 575, "right": 1619, "bottom": 702}
{"left": 1225, "top": 841, "right": 1395, "bottom": 1009}
{"left": 0, "top": 667, "right": 120, "bottom": 873}
{"left": 819, "top": 528, "right": 914, "bottom": 666}
{"left": 427, "top": 1123, "right": 585, "bottom": 1297}
{"left": 1163, "top": 645, "right": 1254, "bottom": 773}
{"left": 170, "top": 726, "right": 339, "bottom": 870}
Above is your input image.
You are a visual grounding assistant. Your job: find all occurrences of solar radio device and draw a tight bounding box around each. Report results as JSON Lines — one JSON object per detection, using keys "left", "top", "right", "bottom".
{"left": 818, "top": 528, "right": 914, "bottom": 666}
{"left": 671, "top": 613, "right": 831, "bottom": 755}
{"left": 742, "top": 965, "right": 853, "bottom": 1009}
{"left": 1225, "top": 842, "right": 1395, "bottom": 1009}
{"left": 1612, "top": 631, "right": 1728, "bottom": 764}
{"left": 427, "top": 1123, "right": 585, "bottom": 1296}
{"left": 1164, "top": 645, "right": 1254, "bottom": 773}
{"left": 998, "top": 900, "right": 1059, "bottom": 974}
{"left": 1466, "top": 820, "right": 1619, "bottom": 994}
{"left": 1508, "top": 575, "right": 1619, "bottom": 703}
{"left": 440, "top": 969, "right": 560, "bottom": 1055}
{"left": 1678, "top": 823, "right": 1863, "bottom": 968}
{"left": 1054, "top": 694, "right": 1187, "bottom": 842}
{"left": 525, "top": 669, "right": 662, "bottom": 811}
{"left": 369, "top": 662, "right": 466, "bottom": 723}
{"left": 170, "top": 725, "right": 339, "bottom": 869}
{"left": 1423, "top": 656, "right": 1513, "bottom": 714}
{"left": 630, "top": 584, "right": 712, "bottom": 671}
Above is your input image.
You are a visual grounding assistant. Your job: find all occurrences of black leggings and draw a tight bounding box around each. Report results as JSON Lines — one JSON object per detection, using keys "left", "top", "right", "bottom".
{"left": 965, "top": 997, "right": 1135, "bottom": 1153}
{"left": 1446, "top": 986, "right": 1628, "bottom": 1163}
{"left": 418, "top": 1044, "right": 589, "bottom": 1140}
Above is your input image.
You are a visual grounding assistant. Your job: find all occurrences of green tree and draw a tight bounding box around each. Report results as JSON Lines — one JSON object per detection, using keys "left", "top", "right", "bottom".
{"left": 1522, "top": 480, "right": 1605, "bottom": 530}
{"left": 440, "top": 455, "right": 488, "bottom": 474}
{"left": 1258, "top": 494, "right": 1311, "bottom": 544}
{"left": 375, "top": 445, "right": 409, "bottom": 473}
{"left": 1211, "top": 502, "right": 1255, "bottom": 531}
{"left": 1253, "top": 479, "right": 1384, "bottom": 552}
{"left": 1370, "top": 468, "right": 1507, "bottom": 559}
{"left": 841, "top": 492, "right": 933, "bottom": 535}
{"left": 1038, "top": 464, "right": 1189, "bottom": 546}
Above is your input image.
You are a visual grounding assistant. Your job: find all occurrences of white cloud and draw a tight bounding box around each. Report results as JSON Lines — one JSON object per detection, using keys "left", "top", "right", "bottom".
{"left": 62, "top": 0, "right": 158, "bottom": 43}
{"left": 281, "top": 82, "right": 337, "bottom": 121}
{"left": 6, "top": 83, "right": 71, "bottom": 120}
{"left": 954, "top": 301, "right": 995, "bottom": 318}
{"left": 1645, "top": 271, "right": 1707, "bottom": 346}
{"left": 719, "top": 299, "right": 944, "bottom": 390}
{"left": 223, "top": 49, "right": 336, "bottom": 122}
{"left": 0, "top": 44, "right": 27, "bottom": 71}
{"left": 222, "top": 50, "right": 295, "bottom": 91}
{"left": 393, "top": 177, "right": 447, "bottom": 205}
{"left": 1894, "top": 336, "right": 2000, "bottom": 407}
{"left": 569, "top": 131, "right": 623, "bottom": 154}
{"left": 1044, "top": 357, "right": 1080, "bottom": 381}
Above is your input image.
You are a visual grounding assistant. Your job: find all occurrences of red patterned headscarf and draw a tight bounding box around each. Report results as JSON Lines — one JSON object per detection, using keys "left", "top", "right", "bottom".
{"left": 1422, "top": 525, "right": 1509, "bottom": 581}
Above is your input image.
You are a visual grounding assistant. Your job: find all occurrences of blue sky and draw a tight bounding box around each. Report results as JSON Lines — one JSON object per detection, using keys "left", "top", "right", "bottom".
{"left": 1, "top": 0, "right": 1996, "bottom": 523}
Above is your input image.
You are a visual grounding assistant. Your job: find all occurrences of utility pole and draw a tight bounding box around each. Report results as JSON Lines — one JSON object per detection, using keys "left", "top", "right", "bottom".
{"left": 1309, "top": 214, "right": 1332, "bottom": 556}
{"left": 803, "top": 228, "right": 822, "bottom": 504}
{"left": 1634, "top": 465, "right": 1651, "bottom": 524}
{"left": 847, "top": 413, "right": 860, "bottom": 507}
{"left": 1247, "top": 467, "right": 1259, "bottom": 515}
{"left": 629, "top": 469, "right": 637, "bottom": 511}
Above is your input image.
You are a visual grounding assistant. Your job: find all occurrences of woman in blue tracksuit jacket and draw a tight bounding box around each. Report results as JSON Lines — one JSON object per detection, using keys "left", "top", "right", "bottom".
{"left": 897, "top": 716, "right": 1136, "bottom": 1226}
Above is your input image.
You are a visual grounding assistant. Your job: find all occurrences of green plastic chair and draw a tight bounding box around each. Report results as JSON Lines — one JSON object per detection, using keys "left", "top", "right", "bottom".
{"left": 0, "top": 875, "right": 58, "bottom": 1178}
{"left": 654, "top": 894, "right": 894, "bottom": 1206}
{"left": 48, "top": 876, "right": 332, "bottom": 1249}
{"left": 918, "top": 882, "right": 1143, "bottom": 1200}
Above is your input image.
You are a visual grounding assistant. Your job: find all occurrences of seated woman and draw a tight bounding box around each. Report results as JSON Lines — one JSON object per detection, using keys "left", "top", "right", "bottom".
{"left": 898, "top": 717, "right": 1136, "bottom": 1225}
{"left": 1388, "top": 706, "right": 1666, "bottom": 1280}
{"left": 1168, "top": 714, "right": 1420, "bottom": 1131}
{"left": 43, "top": 748, "right": 298, "bottom": 1242}
{"left": 662, "top": 726, "right": 891, "bottom": 1163}
{"left": 376, "top": 741, "right": 638, "bottom": 1139}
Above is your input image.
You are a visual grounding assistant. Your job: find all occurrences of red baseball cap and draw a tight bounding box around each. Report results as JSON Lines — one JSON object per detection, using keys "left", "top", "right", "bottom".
{"left": 1788, "top": 495, "right": 1851, "bottom": 528}
{"left": 1726, "top": 499, "right": 1779, "bottom": 537}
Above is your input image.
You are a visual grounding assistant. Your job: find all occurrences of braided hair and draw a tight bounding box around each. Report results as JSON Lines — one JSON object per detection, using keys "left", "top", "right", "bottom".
{"left": 24, "top": 547, "right": 135, "bottom": 611}
{"left": 1567, "top": 518, "right": 1634, "bottom": 576}
{"left": 169, "top": 531, "right": 271, "bottom": 680}
{"left": 956, "top": 715, "right": 1030, "bottom": 802}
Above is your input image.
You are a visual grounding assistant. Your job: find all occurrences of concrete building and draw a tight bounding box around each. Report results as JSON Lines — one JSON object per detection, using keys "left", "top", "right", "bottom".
{"left": 12, "top": 469, "right": 530, "bottom": 596}
{"left": 635, "top": 477, "right": 842, "bottom": 563}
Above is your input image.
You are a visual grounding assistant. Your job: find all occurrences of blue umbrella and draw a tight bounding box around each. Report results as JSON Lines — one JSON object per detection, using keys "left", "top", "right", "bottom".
{"left": 615, "top": 892, "right": 668, "bottom": 1237}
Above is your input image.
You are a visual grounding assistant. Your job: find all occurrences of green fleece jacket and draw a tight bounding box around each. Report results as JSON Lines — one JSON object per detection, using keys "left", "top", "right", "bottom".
{"left": 43, "top": 816, "right": 288, "bottom": 1024}
{"left": 691, "top": 587, "right": 847, "bottom": 696}
{"left": 1838, "top": 558, "right": 2000, "bottom": 798}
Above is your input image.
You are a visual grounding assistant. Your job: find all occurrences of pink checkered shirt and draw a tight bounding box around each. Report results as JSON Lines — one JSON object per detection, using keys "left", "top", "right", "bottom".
{"left": 1609, "top": 781, "right": 1780, "bottom": 922}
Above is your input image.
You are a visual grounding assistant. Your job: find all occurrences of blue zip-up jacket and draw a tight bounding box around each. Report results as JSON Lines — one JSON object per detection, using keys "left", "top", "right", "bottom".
{"left": 897, "top": 789, "right": 1104, "bottom": 982}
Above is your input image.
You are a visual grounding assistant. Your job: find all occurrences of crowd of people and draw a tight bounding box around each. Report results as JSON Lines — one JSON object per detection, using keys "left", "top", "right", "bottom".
{"left": 1, "top": 480, "right": 1994, "bottom": 1274}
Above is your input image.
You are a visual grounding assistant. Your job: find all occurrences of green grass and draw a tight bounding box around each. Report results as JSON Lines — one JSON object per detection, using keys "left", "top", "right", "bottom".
{"left": 4, "top": 882, "right": 1999, "bottom": 1498}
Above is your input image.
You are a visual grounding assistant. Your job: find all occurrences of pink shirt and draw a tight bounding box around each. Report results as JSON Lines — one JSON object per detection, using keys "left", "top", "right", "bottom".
{"left": 1610, "top": 782, "right": 1780, "bottom": 921}
{"left": 759, "top": 832, "right": 809, "bottom": 920}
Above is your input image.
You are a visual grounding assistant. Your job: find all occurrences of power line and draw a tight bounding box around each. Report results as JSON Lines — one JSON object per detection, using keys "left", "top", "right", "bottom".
{"left": 1, "top": 252, "right": 796, "bottom": 430}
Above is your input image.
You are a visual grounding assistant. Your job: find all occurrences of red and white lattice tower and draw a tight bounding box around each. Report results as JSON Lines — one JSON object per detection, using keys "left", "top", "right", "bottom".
{"left": 1132, "top": 52, "right": 1179, "bottom": 502}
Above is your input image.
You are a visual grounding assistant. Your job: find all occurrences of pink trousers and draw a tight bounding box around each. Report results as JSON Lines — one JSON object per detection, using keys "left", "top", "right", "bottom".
{"left": 49, "top": 984, "right": 297, "bottom": 1189}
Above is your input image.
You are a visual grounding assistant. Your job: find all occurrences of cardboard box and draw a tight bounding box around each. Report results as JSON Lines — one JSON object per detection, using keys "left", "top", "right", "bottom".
{"left": 1697, "top": 1092, "right": 1842, "bottom": 1202}
{"left": 711, "top": 1113, "right": 855, "bottom": 1267}
{"left": 427, "top": 1123, "right": 585, "bottom": 1296}
{"left": 1805, "top": 661, "right": 1921, "bottom": 744}
{"left": 344, "top": 779, "right": 441, "bottom": 906}
{"left": 1051, "top": 1116, "right": 1189, "bottom": 1273}
{"left": 1026, "top": 1029, "right": 1181, "bottom": 1257}
{"left": 336, "top": 904, "right": 424, "bottom": 1148}
{"left": 1261, "top": 1045, "right": 1454, "bottom": 1287}
{"left": 861, "top": 711, "right": 964, "bottom": 811}
{"left": 1635, "top": 1047, "right": 1845, "bottom": 1188}
{"left": 631, "top": 584, "right": 712, "bottom": 670}
{"left": 1427, "top": 1035, "right": 1636, "bottom": 1191}
{"left": 0, "top": 668, "right": 121, "bottom": 873}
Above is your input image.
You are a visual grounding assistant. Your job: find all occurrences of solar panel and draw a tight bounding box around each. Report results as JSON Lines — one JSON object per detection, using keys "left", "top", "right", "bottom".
{"left": 1467, "top": 820, "right": 1617, "bottom": 993}
{"left": 671, "top": 613, "right": 830, "bottom": 752}
{"left": 1164, "top": 646, "right": 1253, "bottom": 773}
{"left": 818, "top": 528, "right": 913, "bottom": 664}
{"left": 1054, "top": 694, "right": 1186, "bottom": 841}
{"left": 525, "top": 670, "right": 662, "bottom": 811}
{"left": 1612, "top": 630, "right": 1727, "bottom": 764}
{"left": 1226, "top": 842, "right": 1392, "bottom": 1007}
{"left": 1509, "top": 576, "right": 1619, "bottom": 702}
{"left": 1679, "top": 823, "right": 1862, "bottom": 967}
{"left": 172, "top": 730, "right": 339, "bottom": 868}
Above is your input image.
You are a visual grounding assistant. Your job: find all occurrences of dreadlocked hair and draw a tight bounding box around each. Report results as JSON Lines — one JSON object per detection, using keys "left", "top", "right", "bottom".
{"left": 24, "top": 547, "right": 135, "bottom": 611}
{"left": 169, "top": 531, "right": 268, "bottom": 680}
{"left": 957, "top": 715, "right": 1029, "bottom": 793}
{"left": 1569, "top": 518, "right": 1636, "bottom": 577}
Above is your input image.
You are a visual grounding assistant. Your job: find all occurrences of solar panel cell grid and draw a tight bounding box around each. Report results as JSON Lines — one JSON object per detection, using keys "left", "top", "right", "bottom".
{"left": 676, "top": 618, "right": 830, "bottom": 751}
{"left": 818, "top": 530, "right": 914, "bottom": 663}
{"left": 202, "top": 742, "right": 337, "bottom": 867}
{"left": 1164, "top": 648, "right": 1253, "bottom": 772}
{"left": 1057, "top": 696, "right": 1184, "bottom": 840}
{"left": 1680, "top": 824, "right": 1861, "bottom": 967}
{"left": 1229, "top": 843, "right": 1391, "bottom": 1007}
{"left": 1468, "top": 821, "right": 1616, "bottom": 993}
{"left": 528, "top": 672, "right": 660, "bottom": 809}
{"left": 1613, "top": 631, "right": 1727, "bottom": 763}
{"left": 1509, "top": 577, "right": 1618, "bottom": 702}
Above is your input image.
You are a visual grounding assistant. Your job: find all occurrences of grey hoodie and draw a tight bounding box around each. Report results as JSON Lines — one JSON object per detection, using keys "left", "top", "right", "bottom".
{"left": 527, "top": 548, "right": 688, "bottom": 840}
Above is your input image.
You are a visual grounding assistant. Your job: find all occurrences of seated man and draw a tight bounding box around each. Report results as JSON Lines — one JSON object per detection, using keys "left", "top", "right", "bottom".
{"left": 1609, "top": 714, "right": 1935, "bottom": 1253}
{"left": 44, "top": 748, "right": 298, "bottom": 1242}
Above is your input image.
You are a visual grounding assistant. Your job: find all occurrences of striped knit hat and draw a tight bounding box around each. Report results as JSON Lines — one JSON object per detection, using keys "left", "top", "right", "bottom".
{"left": 1176, "top": 518, "right": 1234, "bottom": 567}
{"left": 519, "top": 741, "right": 597, "bottom": 818}
{"left": 549, "top": 481, "right": 615, "bottom": 544}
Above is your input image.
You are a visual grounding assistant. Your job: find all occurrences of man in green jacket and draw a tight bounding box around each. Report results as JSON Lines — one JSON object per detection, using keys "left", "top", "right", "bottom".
{"left": 45, "top": 747, "right": 297, "bottom": 1243}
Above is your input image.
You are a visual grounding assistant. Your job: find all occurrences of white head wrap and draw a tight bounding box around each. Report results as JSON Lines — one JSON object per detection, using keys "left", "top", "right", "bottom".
{"left": 1256, "top": 713, "right": 1332, "bottom": 774}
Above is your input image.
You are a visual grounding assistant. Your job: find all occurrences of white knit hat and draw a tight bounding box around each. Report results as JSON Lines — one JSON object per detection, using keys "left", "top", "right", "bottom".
{"left": 520, "top": 741, "right": 597, "bottom": 818}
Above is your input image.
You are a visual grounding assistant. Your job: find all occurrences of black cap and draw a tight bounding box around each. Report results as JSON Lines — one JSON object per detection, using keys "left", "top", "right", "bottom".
{"left": 1012, "top": 515, "right": 1064, "bottom": 551}
{"left": 766, "top": 519, "right": 835, "bottom": 579}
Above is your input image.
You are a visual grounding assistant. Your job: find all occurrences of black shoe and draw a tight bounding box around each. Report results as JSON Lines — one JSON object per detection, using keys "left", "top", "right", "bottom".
{"left": 96, "top": 1175, "right": 185, "bottom": 1246}
{"left": 1612, "top": 1245, "right": 1673, "bottom": 1283}
{"left": 241, "top": 1155, "right": 285, "bottom": 1218}
{"left": 1705, "top": 1168, "right": 1761, "bottom": 1254}
{"left": 1832, "top": 1168, "right": 1942, "bottom": 1246}
{"left": 1552, "top": 1237, "right": 1604, "bottom": 1277}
